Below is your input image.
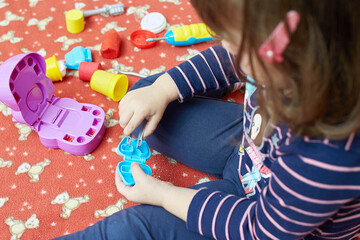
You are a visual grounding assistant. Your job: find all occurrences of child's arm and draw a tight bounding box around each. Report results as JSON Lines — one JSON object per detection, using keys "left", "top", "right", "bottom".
{"left": 167, "top": 44, "right": 243, "bottom": 103}
{"left": 119, "top": 45, "right": 242, "bottom": 138}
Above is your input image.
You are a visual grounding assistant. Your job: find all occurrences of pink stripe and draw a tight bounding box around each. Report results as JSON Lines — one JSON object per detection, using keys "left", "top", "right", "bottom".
{"left": 209, "top": 47, "right": 230, "bottom": 86}
{"left": 316, "top": 227, "right": 325, "bottom": 235}
{"left": 225, "top": 198, "right": 246, "bottom": 240}
{"left": 272, "top": 173, "right": 350, "bottom": 205}
{"left": 304, "top": 136, "right": 311, "bottom": 142}
{"left": 173, "top": 83, "right": 184, "bottom": 102}
{"left": 341, "top": 202, "right": 360, "bottom": 209}
{"left": 244, "top": 111, "right": 252, "bottom": 124}
{"left": 246, "top": 94, "right": 255, "bottom": 109}
{"left": 259, "top": 196, "right": 307, "bottom": 235}
{"left": 275, "top": 150, "right": 286, "bottom": 156}
{"left": 226, "top": 50, "right": 240, "bottom": 80}
{"left": 198, "top": 191, "right": 219, "bottom": 235}
{"left": 319, "top": 222, "right": 360, "bottom": 236}
{"left": 315, "top": 227, "right": 360, "bottom": 239}
{"left": 252, "top": 218, "right": 260, "bottom": 240}
{"left": 263, "top": 187, "right": 318, "bottom": 227}
{"left": 263, "top": 138, "right": 275, "bottom": 160}
{"left": 237, "top": 136, "right": 245, "bottom": 180}
{"left": 239, "top": 202, "right": 256, "bottom": 239}
{"left": 263, "top": 184, "right": 328, "bottom": 232}
{"left": 333, "top": 212, "right": 360, "bottom": 223}
{"left": 345, "top": 132, "right": 355, "bottom": 151}
{"left": 304, "top": 136, "right": 339, "bottom": 148}
{"left": 245, "top": 164, "right": 251, "bottom": 172}
{"left": 270, "top": 123, "right": 283, "bottom": 139}
{"left": 350, "top": 234, "right": 360, "bottom": 240}
{"left": 285, "top": 129, "right": 291, "bottom": 146}
{"left": 255, "top": 207, "right": 279, "bottom": 240}
{"left": 256, "top": 184, "right": 262, "bottom": 194}
{"left": 279, "top": 157, "right": 360, "bottom": 190}
{"left": 267, "top": 199, "right": 317, "bottom": 227}
{"left": 188, "top": 59, "right": 207, "bottom": 93}
{"left": 247, "top": 211, "right": 256, "bottom": 240}
{"left": 211, "top": 195, "right": 232, "bottom": 239}
{"left": 198, "top": 53, "right": 219, "bottom": 89}
{"left": 268, "top": 179, "right": 337, "bottom": 217}
{"left": 300, "top": 155, "right": 360, "bottom": 172}
{"left": 175, "top": 66, "right": 194, "bottom": 96}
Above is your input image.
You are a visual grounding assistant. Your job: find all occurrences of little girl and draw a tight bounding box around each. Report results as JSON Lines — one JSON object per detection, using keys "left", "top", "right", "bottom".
{"left": 56, "top": 0, "right": 360, "bottom": 239}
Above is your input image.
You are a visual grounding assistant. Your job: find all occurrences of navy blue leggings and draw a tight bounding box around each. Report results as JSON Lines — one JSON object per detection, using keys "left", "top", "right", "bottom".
{"left": 54, "top": 73, "right": 245, "bottom": 240}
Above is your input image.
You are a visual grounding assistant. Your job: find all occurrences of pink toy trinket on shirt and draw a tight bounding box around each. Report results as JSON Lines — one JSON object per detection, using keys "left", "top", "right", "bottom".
{"left": 0, "top": 52, "right": 106, "bottom": 155}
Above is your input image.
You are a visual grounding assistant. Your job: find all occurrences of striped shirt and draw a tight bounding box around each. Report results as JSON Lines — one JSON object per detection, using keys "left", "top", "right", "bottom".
{"left": 167, "top": 45, "right": 360, "bottom": 240}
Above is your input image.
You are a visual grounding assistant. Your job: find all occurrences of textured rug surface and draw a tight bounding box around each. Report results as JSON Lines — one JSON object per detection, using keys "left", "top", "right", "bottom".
{"left": 0, "top": 0, "right": 243, "bottom": 239}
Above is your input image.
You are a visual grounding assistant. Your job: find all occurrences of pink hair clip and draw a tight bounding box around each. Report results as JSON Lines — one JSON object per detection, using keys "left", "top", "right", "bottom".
{"left": 258, "top": 11, "right": 300, "bottom": 63}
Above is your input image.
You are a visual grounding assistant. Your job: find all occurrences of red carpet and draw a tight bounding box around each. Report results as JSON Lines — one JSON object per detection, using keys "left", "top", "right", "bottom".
{"left": 0, "top": 0, "right": 243, "bottom": 239}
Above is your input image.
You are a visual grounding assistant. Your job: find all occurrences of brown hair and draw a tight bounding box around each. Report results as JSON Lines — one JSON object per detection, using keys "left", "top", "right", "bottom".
{"left": 191, "top": 0, "right": 360, "bottom": 140}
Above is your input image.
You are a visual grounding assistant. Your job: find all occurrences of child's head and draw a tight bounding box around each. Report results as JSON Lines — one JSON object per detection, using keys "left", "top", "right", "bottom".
{"left": 191, "top": 0, "right": 360, "bottom": 139}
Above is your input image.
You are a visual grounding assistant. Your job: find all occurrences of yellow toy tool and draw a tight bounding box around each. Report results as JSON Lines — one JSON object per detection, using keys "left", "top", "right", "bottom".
{"left": 146, "top": 23, "right": 214, "bottom": 46}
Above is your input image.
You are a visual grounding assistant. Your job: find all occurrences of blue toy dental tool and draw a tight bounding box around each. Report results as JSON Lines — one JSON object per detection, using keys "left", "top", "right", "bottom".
{"left": 116, "top": 121, "right": 152, "bottom": 186}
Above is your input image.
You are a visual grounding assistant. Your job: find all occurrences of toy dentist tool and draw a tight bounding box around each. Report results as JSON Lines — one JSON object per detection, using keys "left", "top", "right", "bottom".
{"left": 65, "top": 3, "right": 125, "bottom": 34}
{"left": 116, "top": 121, "right": 152, "bottom": 186}
{"left": 0, "top": 53, "right": 106, "bottom": 155}
{"left": 146, "top": 23, "right": 214, "bottom": 46}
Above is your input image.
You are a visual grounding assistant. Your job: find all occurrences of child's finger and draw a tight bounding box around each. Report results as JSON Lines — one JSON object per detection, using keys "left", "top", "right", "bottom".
{"left": 143, "top": 115, "right": 161, "bottom": 138}
{"left": 114, "top": 171, "right": 131, "bottom": 194}
{"left": 118, "top": 96, "right": 127, "bottom": 114}
{"left": 123, "top": 113, "right": 145, "bottom": 136}
{"left": 131, "top": 162, "right": 146, "bottom": 184}
{"left": 119, "top": 110, "right": 134, "bottom": 129}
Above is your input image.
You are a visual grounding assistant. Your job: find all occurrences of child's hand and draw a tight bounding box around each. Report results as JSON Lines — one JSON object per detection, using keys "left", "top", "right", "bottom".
{"left": 115, "top": 162, "right": 198, "bottom": 222}
{"left": 118, "top": 73, "right": 178, "bottom": 138}
{"left": 115, "top": 162, "right": 173, "bottom": 207}
{"left": 118, "top": 85, "right": 167, "bottom": 138}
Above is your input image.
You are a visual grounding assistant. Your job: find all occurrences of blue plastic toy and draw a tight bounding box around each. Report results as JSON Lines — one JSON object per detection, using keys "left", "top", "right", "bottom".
{"left": 116, "top": 122, "right": 152, "bottom": 186}
{"left": 65, "top": 46, "right": 92, "bottom": 70}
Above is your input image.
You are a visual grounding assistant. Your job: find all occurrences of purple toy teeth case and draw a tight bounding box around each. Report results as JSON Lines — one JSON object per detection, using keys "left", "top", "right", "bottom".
{"left": 0, "top": 52, "right": 106, "bottom": 155}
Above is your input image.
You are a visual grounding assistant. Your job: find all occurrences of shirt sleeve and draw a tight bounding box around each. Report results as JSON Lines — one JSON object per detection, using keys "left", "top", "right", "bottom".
{"left": 167, "top": 45, "right": 243, "bottom": 102}
{"left": 186, "top": 138, "right": 360, "bottom": 239}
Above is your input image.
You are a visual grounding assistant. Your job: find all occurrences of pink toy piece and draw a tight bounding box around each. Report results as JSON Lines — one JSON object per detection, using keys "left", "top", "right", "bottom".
{"left": 0, "top": 53, "right": 106, "bottom": 155}
{"left": 79, "top": 62, "right": 102, "bottom": 81}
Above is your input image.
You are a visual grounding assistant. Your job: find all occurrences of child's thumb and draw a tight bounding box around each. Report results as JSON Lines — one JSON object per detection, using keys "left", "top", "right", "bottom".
{"left": 131, "top": 162, "right": 145, "bottom": 183}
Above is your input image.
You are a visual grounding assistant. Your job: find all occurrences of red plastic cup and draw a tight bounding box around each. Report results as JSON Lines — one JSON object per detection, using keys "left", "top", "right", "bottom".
{"left": 130, "top": 30, "right": 157, "bottom": 49}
